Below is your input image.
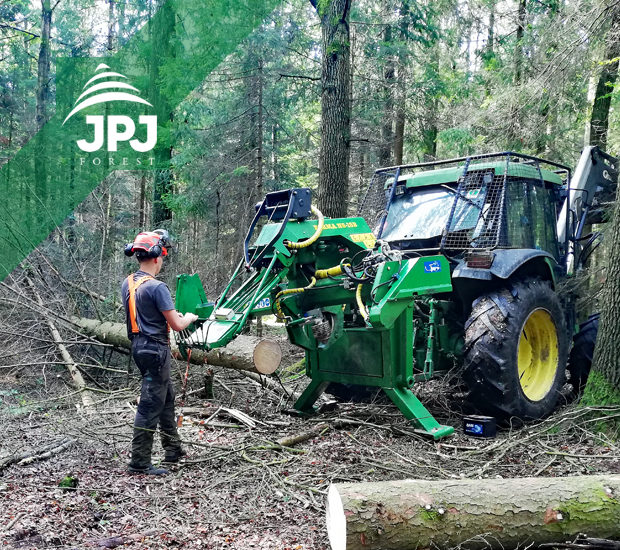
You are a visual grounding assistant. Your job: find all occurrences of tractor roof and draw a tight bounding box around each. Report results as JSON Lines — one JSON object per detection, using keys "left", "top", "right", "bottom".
{"left": 395, "top": 161, "right": 564, "bottom": 188}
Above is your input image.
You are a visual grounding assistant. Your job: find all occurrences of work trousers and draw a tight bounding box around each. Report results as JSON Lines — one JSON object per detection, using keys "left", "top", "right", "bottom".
{"left": 129, "top": 334, "right": 181, "bottom": 469}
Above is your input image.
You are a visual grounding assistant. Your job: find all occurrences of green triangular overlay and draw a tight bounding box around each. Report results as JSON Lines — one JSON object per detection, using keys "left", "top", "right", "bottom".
{"left": 0, "top": 0, "right": 281, "bottom": 281}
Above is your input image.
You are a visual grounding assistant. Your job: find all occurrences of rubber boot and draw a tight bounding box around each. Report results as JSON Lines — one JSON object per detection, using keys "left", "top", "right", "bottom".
{"left": 163, "top": 446, "right": 187, "bottom": 463}
{"left": 128, "top": 464, "right": 169, "bottom": 475}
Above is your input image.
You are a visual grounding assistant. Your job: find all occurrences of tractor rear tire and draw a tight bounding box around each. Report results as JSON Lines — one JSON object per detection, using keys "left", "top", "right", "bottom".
{"left": 463, "top": 278, "right": 568, "bottom": 421}
{"left": 567, "top": 314, "right": 599, "bottom": 397}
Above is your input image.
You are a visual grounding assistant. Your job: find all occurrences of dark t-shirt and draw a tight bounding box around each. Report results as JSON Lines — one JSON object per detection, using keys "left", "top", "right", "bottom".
{"left": 121, "top": 270, "right": 175, "bottom": 344}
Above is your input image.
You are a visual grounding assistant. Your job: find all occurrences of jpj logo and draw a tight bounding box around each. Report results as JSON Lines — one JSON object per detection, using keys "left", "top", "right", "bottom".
{"left": 63, "top": 63, "right": 157, "bottom": 153}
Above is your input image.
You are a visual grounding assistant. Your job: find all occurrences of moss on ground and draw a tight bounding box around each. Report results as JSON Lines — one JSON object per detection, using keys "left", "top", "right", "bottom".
{"left": 581, "top": 371, "right": 620, "bottom": 406}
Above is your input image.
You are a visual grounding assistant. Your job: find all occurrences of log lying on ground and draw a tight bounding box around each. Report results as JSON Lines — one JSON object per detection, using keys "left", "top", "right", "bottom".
{"left": 326, "top": 475, "right": 620, "bottom": 550}
{"left": 70, "top": 317, "right": 281, "bottom": 375}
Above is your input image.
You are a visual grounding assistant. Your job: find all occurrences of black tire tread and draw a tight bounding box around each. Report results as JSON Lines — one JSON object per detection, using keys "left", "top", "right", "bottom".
{"left": 463, "top": 278, "right": 568, "bottom": 421}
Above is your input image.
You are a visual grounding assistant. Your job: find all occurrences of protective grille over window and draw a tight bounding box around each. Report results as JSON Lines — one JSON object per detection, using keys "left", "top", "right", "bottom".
{"left": 441, "top": 168, "right": 507, "bottom": 251}
{"left": 357, "top": 169, "right": 399, "bottom": 235}
{"left": 440, "top": 154, "right": 552, "bottom": 253}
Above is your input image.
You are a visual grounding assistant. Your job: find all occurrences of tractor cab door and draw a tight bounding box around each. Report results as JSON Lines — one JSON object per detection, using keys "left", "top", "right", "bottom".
{"left": 504, "top": 178, "right": 560, "bottom": 260}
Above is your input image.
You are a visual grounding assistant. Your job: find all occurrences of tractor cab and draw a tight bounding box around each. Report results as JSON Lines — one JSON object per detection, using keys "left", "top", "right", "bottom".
{"left": 365, "top": 154, "right": 567, "bottom": 265}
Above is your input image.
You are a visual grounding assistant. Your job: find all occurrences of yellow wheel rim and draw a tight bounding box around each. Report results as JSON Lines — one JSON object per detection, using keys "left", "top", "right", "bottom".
{"left": 517, "top": 308, "right": 559, "bottom": 401}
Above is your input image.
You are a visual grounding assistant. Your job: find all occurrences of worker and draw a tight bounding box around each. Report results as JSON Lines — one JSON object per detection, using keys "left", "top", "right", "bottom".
{"left": 122, "top": 229, "right": 199, "bottom": 475}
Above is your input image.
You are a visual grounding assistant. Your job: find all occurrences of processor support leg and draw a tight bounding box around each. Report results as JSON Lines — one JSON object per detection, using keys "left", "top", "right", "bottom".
{"left": 383, "top": 386, "right": 454, "bottom": 440}
{"left": 294, "top": 379, "right": 330, "bottom": 414}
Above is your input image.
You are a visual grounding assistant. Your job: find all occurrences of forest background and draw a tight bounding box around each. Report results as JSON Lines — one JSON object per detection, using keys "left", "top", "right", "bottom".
{"left": 1, "top": 0, "right": 618, "bottom": 299}
{"left": 0, "top": 1, "right": 619, "bottom": 548}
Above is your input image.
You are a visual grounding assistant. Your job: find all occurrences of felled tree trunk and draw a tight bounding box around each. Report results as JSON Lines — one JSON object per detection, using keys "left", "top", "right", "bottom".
{"left": 326, "top": 475, "right": 620, "bottom": 550}
{"left": 70, "top": 317, "right": 281, "bottom": 375}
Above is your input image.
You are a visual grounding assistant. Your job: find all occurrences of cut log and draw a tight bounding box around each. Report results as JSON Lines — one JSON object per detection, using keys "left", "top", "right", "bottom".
{"left": 70, "top": 317, "right": 282, "bottom": 375}
{"left": 326, "top": 475, "right": 620, "bottom": 550}
{"left": 253, "top": 339, "right": 282, "bottom": 375}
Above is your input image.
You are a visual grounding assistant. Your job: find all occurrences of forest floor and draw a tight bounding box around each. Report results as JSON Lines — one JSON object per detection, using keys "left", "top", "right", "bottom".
{"left": 1, "top": 328, "right": 619, "bottom": 550}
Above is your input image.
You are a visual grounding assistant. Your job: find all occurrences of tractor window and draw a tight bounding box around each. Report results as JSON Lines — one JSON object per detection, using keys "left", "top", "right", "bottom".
{"left": 381, "top": 186, "right": 481, "bottom": 242}
{"left": 505, "top": 179, "right": 559, "bottom": 259}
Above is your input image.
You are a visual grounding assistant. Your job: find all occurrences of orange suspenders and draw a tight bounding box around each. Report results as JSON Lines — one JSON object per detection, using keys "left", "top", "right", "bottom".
{"left": 127, "top": 274, "right": 154, "bottom": 334}
{"left": 126, "top": 274, "right": 172, "bottom": 343}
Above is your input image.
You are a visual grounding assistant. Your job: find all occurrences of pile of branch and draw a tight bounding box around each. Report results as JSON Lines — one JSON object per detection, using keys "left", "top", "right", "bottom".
{"left": 0, "top": 438, "right": 75, "bottom": 472}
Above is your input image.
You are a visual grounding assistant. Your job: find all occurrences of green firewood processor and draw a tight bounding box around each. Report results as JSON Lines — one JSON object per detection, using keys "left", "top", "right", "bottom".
{"left": 175, "top": 148, "right": 618, "bottom": 439}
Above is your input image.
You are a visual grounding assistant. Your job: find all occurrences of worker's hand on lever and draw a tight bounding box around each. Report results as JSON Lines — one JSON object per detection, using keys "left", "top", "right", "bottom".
{"left": 163, "top": 310, "right": 199, "bottom": 332}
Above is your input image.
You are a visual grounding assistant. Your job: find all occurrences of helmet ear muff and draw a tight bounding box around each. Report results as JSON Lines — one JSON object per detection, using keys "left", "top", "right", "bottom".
{"left": 125, "top": 231, "right": 167, "bottom": 259}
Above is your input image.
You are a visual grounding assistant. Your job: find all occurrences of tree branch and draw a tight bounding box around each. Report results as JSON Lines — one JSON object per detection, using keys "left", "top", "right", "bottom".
{"left": 277, "top": 73, "right": 320, "bottom": 81}
{"left": 0, "top": 25, "right": 39, "bottom": 38}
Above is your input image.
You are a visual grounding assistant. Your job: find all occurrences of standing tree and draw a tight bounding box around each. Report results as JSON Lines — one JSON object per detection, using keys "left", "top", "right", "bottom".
{"left": 583, "top": 11, "right": 620, "bottom": 406}
{"left": 34, "top": 0, "right": 53, "bottom": 200}
{"left": 589, "top": 13, "right": 620, "bottom": 151}
{"left": 150, "top": 0, "right": 176, "bottom": 226}
{"left": 309, "top": 0, "right": 352, "bottom": 218}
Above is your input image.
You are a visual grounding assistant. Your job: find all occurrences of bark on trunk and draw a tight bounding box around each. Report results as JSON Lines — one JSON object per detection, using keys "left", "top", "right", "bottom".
{"left": 35, "top": 0, "right": 52, "bottom": 131}
{"left": 589, "top": 17, "right": 620, "bottom": 151}
{"left": 70, "top": 317, "right": 281, "bottom": 375}
{"left": 310, "top": 0, "right": 352, "bottom": 218}
{"left": 379, "top": 25, "right": 394, "bottom": 168}
{"left": 514, "top": 0, "right": 526, "bottom": 86}
{"left": 587, "top": 164, "right": 620, "bottom": 399}
{"left": 34, "top": 0, "right": 52, "bottom": 202}
{"left": 507, "top": 0, "right": 527, "bottom": 146}
{"left": 327, "top": 475, "right": 620, "bottom": 550}
{"left": 150, "top": 0, "right": 175, "bottom": 225}
{"left": 392, "top": 0, "right": 410, "bottom": 166}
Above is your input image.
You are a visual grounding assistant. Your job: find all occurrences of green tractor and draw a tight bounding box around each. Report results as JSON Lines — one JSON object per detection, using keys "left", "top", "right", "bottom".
{"left": 175, "top": 148, "right": 618, "bottom": 440}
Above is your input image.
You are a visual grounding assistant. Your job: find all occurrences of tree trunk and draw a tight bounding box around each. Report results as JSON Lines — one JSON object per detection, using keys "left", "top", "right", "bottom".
{"left": 107, "top": 0, "right": 115, "bottom": 51}
{"left": 507, "top": 0, "right": 527, "bottom": 146}
{"left": 589, "top": 18, "right": 620, "bottom": 151}
{"left": 256, "top": 57, "right": 264, "bottom": 199}
{"left": 393, "top": 0, "right": 410, "bottom": 166}
{"left": 70, "top": 317, "right": 282, "bottom": 375}
{"left": 139, "top": 172, "right": 147, "bottom": 228}
{"left": 310, "top": 0, "right": 352, "bottom": 218}
{"left": 584, "top": 20, "right": 620, "bottom": 404}
{"left": 150, "top": 0, "right": 175, "bottom": 225}
{"left": 34, "top": 0, "right": 52, "bottom": 203}
{"left": 326, "top": 475, "right": 620, "bottom": 550}
{"left": 35, "top": 0, "right": 52, "bottom": 131}
{"left": 586, "top": 172, "right": 620, "bottom": 402}
{"left": 379, "top": 25, "right": 394, "bottom": 167}
{"left": 514, "top": 0, "right": 526, "bottom": 86}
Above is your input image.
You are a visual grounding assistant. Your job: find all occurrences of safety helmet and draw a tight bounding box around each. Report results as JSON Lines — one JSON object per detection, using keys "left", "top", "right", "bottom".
{"left": 124, "top": 229, "right": 171, "bottom": 259}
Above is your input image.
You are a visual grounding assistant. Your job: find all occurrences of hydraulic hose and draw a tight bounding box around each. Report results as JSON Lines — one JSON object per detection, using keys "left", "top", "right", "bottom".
{"left": 315, "top": 263, "right": 350, "bottom": 279}
{"left": 275, "top": 277, "right": 317, "bottom": 319}
{"left": 285, "top": 205, "right": 324, "bottom": 249}
{"left": 356, "top": 283, "right": 369, "bottom": 323}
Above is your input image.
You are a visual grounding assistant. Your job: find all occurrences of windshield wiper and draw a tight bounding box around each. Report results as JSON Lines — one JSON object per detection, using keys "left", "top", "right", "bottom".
{"left": 440, "top": 185, "right": 483, "bottom": 211}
